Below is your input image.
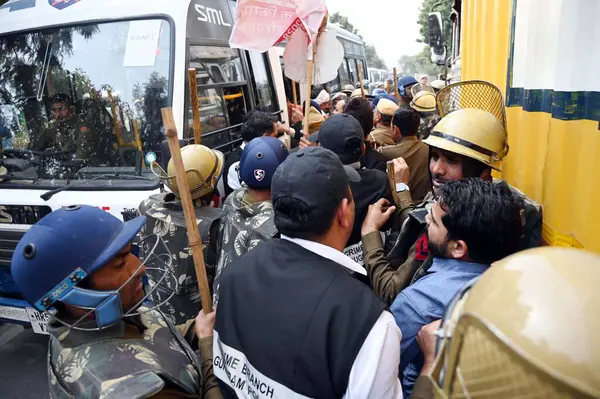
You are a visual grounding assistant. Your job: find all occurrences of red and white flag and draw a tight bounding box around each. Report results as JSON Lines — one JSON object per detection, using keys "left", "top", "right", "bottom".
{"left": 229, "top": 0, "right": 328, "bottom": 54}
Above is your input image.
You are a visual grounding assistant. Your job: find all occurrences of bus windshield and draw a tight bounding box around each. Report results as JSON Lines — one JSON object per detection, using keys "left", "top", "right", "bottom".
{"left": 0, "top": 19, "right": 171, "bottom": 183}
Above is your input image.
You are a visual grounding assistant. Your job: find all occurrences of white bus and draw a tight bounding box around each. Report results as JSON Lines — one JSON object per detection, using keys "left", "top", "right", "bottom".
{"left": 0, "top": 0, "right": 288, "bottom": 329}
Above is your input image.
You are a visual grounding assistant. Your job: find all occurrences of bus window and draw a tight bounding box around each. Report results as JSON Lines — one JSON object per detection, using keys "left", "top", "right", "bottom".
{"left": 339, "top": 60, "right": 351, "bottom": 87}
{"left": 189, "top": 45, "right": 249, "bottom": 152}
{"left": 247, "top": 52, "right": 278, "bottom": 113}
{"left": 348, "top": 59, "right": 358, "bottom": 84}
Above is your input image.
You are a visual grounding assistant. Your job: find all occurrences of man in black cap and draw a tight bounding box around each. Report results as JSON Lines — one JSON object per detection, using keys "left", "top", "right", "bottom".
{"left": 310, "top": 114, "right": 393, "bottom": 268}
{"left": 213, "top": 147, "right": 402, "bottom": 398}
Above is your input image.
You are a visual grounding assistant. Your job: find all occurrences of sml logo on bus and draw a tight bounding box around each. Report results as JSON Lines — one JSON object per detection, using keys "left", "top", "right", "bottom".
{"left": 195, "top": 4, "right": 231, "bottom": 27}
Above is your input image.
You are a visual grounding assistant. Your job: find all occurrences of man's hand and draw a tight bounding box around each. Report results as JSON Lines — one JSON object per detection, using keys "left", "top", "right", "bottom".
{"left": 195, "top": 310, "right": 216, "bottom": 339}
{"left": 417, "top": 319, "right": 441, "bottom": 375}
{"left": 299, "top": 135, "right": 316, "bottom": 149}
{"left": 392, "top": 157, "right": 410, "bottom": 184}
{"left": 361, "top": 198, "right": 396, "bottom": 236}
{"left": 291, "top": 107, "right": 304, "bottom": 125}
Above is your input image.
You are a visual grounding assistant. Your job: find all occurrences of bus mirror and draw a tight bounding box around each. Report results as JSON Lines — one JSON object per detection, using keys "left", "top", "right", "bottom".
{"left": 428, "top": 12, "right": 446, "bottom": 66}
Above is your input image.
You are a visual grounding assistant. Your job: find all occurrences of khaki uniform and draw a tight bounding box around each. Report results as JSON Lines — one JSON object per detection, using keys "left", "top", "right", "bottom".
{"left": 363, "top": 182, "right": 543, "bottom": 306}
{"left": 368, "top": 125, "right": 396, "bottom": 148}
{"left": 379, "top": 136, "right": 430, "bottom": 204}
{"left": 32, "top": 116, "right": 98, "bottom": 159}
{"left": 139, "top": 193, "right": 222, "bottom": 325}
{"left": 48, "top": 308, "right": 221, "bottom": 399}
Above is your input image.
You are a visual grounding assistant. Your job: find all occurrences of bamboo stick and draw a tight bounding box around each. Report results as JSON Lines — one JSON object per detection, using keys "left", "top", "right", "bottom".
{"left": 161, "top": 107, "right": 213, "bottom": 314}
{"left": 188, "top": 68, "right": 202, "bottom": 145}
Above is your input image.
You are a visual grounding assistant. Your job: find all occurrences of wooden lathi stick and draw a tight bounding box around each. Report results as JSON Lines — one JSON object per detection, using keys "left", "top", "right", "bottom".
{"left": 161, "top": 107, "right": 213, "bottom": 314}
{"left": 387, "top": 162, "right": 400, "bottom": 206}
{"left": 188, "top": 68, "right": 202, "bottom": 145}
{"left": 393, "top": 67, "right": 399, "bottom": 102}
{"left": 358, "top": 63, "right": 365, "bottom": 98}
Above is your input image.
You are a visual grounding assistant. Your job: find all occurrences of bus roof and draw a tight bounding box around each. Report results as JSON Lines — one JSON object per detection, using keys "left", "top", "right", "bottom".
{"left": 328, "top": 24, "right": 363, "bottom": 44}
{"left": 0, "top": 0, "right": 191, "bottom": 36}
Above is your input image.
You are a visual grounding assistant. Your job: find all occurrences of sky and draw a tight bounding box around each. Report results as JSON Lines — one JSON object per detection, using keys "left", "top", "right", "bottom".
{"left": 325, "top": 0, "right": 424, "bottom": 69}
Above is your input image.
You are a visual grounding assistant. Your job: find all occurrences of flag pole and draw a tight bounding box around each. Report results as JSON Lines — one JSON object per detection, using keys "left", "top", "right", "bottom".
{"left": 302, "top": 60, "right": 314, "bottom": 137}
{"left": 292, "top": 80, "right": 298, "bottom": 106}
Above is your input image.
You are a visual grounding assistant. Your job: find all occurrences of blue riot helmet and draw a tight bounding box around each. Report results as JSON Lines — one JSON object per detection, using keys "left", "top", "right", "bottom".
{"left": 239, "top": 136, "right": 289, "bottom": 190}
{"left": 371, "top": 88, "right": 387, "bottom": 97}
{"left": 11, "top": 205, "right": 176, "bottom": 330}
{"left": 398, "top": 76, "right": 418, "bottom": 97}
{"left": 371, "top": 93, "right": 398, "bottom": 109}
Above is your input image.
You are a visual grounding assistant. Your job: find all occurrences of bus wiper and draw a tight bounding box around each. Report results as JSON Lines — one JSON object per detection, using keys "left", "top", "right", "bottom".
{"left": 40, "top": 174, "right": 155, "bottom": 201}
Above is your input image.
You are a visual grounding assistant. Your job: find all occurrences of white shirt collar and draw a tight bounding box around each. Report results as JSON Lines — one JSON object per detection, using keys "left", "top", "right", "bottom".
{"left": 280, "top": 235, "right": 367, "bottom": 276}
{"left": 240, "top": 141, "right": 247, "bottom": 150}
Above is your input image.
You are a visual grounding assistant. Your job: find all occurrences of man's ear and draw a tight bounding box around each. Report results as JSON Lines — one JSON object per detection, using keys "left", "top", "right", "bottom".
{"left": 479, "top": 167, "right": 493, "bottom": 181}
{"left": 449, "top": 240, "right": 468, "bottom": 260}
{"left": 338, "top": 198, "right": 353, "bottom": 230}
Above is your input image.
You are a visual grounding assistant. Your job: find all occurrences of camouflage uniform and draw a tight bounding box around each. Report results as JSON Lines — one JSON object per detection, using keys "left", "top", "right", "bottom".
{"left": 213, "top": 189, "right": 277, "bottom": 306}
{"left": 363, "top": 181, "right": 543, "bottom": 306}
{"left": 47, "top": 307, "right": 220, "bottom": 398}
{"left": 139, "top": 193, "right": 222, "bottom": 325}
{"left": 32, "top": 116, "right": 98, "bottom": 159}
{"left": 416, "top": 114, "right": 440, "bottom": 140}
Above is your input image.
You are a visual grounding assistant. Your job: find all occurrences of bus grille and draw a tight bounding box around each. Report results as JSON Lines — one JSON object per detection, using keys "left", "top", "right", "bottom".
{"left": 0, "top": 230, "right": 26, "bottom": 297}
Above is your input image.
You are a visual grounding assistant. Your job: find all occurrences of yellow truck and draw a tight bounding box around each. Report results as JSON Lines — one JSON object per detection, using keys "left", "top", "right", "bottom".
{"left": 433, "top": 0, "right": 600, "bottom": 253}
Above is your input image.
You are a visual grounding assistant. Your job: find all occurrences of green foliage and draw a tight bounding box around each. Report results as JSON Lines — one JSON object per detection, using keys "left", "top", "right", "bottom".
{"left": 329, "top": 12, "right": 361, "bottom": 37}
{"left": 329, "top": 12, "right": 387, "bottom": 70}
{"left": 397, "top": 46, "right": 442, "bottom": 77}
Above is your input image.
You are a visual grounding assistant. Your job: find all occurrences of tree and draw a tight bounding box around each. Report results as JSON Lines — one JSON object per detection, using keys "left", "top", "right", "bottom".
{"left": 417, "top": 0, "right": 453, "bottom": 51}
{"left": 329, "top": 12, "right": 387, "bottom": 70}
{"left": 329, "top": 12, "right": 360, "bottom": 36}
{"left": 365, "top": 44, "right": 387, "bottom": 70}
{"left": 397, "top": 46, "right": 442, "bottom": 77}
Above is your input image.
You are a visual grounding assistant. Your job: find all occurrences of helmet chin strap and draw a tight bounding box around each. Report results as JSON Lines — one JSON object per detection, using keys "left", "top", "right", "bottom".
{"left": 52, "top": 235, "right": 179, "bottom": 331}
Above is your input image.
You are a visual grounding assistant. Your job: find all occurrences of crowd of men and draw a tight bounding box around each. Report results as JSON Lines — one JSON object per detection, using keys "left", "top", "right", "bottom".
{"left": 9, "top": 77, "right": 600, "bottom": 399}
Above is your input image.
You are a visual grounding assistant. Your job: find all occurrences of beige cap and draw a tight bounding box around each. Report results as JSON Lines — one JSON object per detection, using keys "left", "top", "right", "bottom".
{"left": 350, "top": 88, "right": 367, "bottom": 98}
{"left": 376, "top": 98, "right": 399, "bottom": 116}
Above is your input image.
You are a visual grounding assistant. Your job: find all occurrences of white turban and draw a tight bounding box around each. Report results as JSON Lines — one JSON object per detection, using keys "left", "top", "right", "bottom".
{"left": 314, "top": 89, "right": 330, "bottom": 105}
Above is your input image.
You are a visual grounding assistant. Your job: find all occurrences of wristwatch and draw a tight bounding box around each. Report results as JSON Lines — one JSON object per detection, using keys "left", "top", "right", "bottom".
{"left": 396, "top": 183, "right": 409, "bottom": 193}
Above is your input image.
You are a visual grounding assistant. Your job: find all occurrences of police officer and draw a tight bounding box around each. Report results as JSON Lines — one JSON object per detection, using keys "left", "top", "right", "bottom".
{"left": 214, "top": 136, "right": 289, "bottom": 305}
{"left": 397, "top": 76, "right": 419, "bottom": 106}
{"left": 140, "top": 144, "right": 224, "bottom": 324}
{"left": 10, "top": 205, "right": 222, "bottom": 398}
{"left": 360, "top": 80, "right": 543, "bottom": 305}
{"left": 410, "top": 91, "right": 440, "bottom": 140}
{"left": 412, "top": 247, "right": 600, "bottom": 399}
{"left": 32, "top": 93, "right": 97, "bottom": 159}
{"left": 369, "top": 98, "right": 399, "bottom": 148}
{"left": 378, "top": 107, "right": 430, "bottom": 204}
{"left": 214, "top": 147, "right": 403, "bottom": 398}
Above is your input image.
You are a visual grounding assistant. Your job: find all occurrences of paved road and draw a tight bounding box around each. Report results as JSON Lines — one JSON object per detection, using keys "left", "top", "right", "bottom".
{"left": 0, "top": 324, "right": 48, "bottom": 398}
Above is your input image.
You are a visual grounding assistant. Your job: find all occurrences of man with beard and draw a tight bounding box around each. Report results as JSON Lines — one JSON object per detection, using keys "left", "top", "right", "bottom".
{"left": 391, "top": 178, "right": 523, "bottom": 396}
{"left": 360, "top": 81, "right": 543, "bottom": 306}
